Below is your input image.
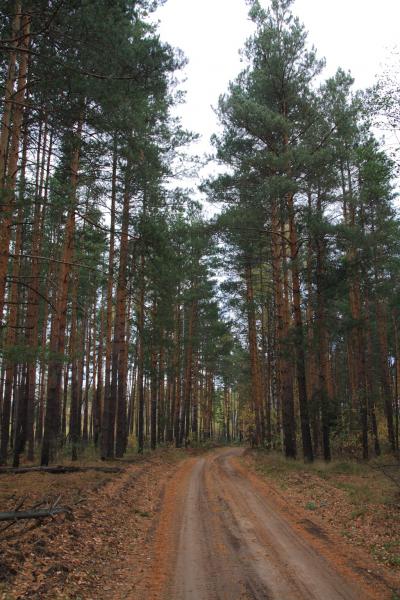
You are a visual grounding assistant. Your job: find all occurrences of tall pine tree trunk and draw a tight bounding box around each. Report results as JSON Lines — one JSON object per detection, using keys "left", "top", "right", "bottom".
{"left": 376, "top": 300, "right": 396, "bottom": 452}
{"left": 100, "top": 145, "right": 116, "bottom": 458}
{"left": 315, "top": 193, "right": 333, "bottom": 461}
{"left": 245, "top": 263, "right": 263, "bottom": 445}
{"left": 0, "top": 1, "right": 21, "bottom": 184}
{"left": 181, "top": 298, "right": 197, "bottom": 446}
{"left": 115, "top": 185, "right": 129, "bottom": 458}
{"left": 137, "top": 250, "right": 145, "bottom": 453}
{"left": 271, "top": 200, "right": 296, "bottom": 457}
{"left": 94, "top": 300, "right": 104, "bottom": 447}
{"left": 287, "top": 193, "right": 313, "bottom": 461}
{"left": 0, "top": 12, "right": 30, "bottom": 325}
{"left": 173, "top": 301, "right": 182, "bottom": 447}
{"left": 41, "top": 119, "right": 83, "bottom": 465}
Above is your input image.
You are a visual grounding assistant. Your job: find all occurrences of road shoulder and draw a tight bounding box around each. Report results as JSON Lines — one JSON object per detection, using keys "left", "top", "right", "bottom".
{"left": 241, "top": 450, "right": 400, "bottom": 600}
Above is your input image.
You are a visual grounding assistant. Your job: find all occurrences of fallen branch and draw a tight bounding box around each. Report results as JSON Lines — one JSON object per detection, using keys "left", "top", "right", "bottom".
{"left": 0, "top": 507, "right": 70, "bottom": 522}
{"left": 0, "top": 465, "right": 124, "bottom": 475}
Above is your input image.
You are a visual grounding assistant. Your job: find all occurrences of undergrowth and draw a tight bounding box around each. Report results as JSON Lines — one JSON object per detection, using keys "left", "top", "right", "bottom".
{"left": 249, "top": 449, "right": 400, "bottom": 571}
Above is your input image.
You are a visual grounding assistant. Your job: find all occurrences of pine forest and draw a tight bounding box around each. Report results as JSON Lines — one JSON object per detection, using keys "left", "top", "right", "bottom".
{"left": 1, "top": 2, "right": 400, "bottom": 598}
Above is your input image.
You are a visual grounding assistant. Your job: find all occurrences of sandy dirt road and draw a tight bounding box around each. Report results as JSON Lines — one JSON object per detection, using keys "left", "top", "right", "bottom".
{"left": 150, "top": 448, "right": 389, "bottom": 600}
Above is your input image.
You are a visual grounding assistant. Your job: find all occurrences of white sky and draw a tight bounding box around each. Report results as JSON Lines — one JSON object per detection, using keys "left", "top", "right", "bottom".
{"left": 155, "top": 0, "right": 400, "bottom": 199}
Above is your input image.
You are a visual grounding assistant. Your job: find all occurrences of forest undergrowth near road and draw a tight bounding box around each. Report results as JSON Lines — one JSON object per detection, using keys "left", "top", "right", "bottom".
{"left": 247, "top": 450, "right": 400, "bottom": 574}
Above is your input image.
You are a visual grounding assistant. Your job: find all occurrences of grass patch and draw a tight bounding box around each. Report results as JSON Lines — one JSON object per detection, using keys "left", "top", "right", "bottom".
{"left": 251, "top": 450, "right": 397, "bottom": 507}
{"left": 328, "top": 461, "right": 364, "bottom": 475}
{"left": 335, "top": 480, "right": 393, "bottom": 505}
{"left": 133, "top": 509, "right": 151, "bottom": 518}
{"left": 253, "top": 451, "right": 310, "bottom": 479}
{"left": 253, "top": 450, "right": 368, "bottom": 481}
{"left": 372, "top": 540, "right": 400, "bottom": 567}
{"left": 350, "top": 508, "right": 367, "bottom": 519}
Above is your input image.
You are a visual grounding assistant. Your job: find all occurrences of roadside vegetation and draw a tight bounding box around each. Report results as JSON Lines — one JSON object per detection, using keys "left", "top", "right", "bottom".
{"left": 247, "top": 449, "right": 400, "bottom": 571}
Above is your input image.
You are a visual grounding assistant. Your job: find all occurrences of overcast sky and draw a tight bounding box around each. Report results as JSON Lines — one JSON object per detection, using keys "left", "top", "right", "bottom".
{"left": 155, "top": 0, "right": 399, "bottom": 197}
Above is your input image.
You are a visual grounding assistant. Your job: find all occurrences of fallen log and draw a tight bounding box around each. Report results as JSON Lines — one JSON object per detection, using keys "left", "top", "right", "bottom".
{"left": 0, "top": 465, "right": 124, "bottom": 475}
{"left": 0, "top": 507, "right": 70, "bottom": 522}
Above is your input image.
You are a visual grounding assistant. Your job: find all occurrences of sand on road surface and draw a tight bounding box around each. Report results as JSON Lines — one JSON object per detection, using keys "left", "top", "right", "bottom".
{"left": 149, "top": 447, "right": 391, "bottom": 600}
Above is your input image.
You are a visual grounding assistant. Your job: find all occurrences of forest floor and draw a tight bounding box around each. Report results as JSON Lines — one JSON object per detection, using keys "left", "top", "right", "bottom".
{"left": 1, "top": 446, "right": 399, "bottom": 599}
{"left": 0, "top": 446, "right": 192, "bottom": 599}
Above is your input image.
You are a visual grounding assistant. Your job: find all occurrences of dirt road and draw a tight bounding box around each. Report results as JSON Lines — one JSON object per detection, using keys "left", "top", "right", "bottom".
{"left": 151, "top": 448, "right": 387, "bottom": 600}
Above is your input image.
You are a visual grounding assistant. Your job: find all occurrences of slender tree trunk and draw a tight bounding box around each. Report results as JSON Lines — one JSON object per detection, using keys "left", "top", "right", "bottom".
{"left": 343, "top": 163, "right": 369, "bottom": 458}
{"left": 100, "top": 144, "right": 117, "bottom": 458}
{"left": 0, "top": 207, "right": 23, "bottom": 464}
{"left": 259, "top": 263, "right": 272, "bottom": 448}
{"left": 174, "top": 301, "right": 182, "bottom": 447}
{"left": 41, "top": 119, "right": 83, "bottom": 465}
{"left": 25, "top": 122, "right": 51, "bottom": 460}
{"left": 69, "top": 277, "right": 79, "bottom": 461}
{"left": 10, "top": 207, "right": 25, "bottom": 467}
{"left": 376, "top": 300, "right": 396, "bottom": 452}
{"left": 157, "top": 343, "right": 165, "bottom": 444}
{"left": 393, "top": 310, "right": 400, "bottom": 452}
{"left": 287, "top": 193, "right": 313, "bottom": 461}
{"left": 9, "top": 109, "right": 29, "bottom": 467}
{"left": 0, "top": 1, "right": 21, "bottom": 184}
{"left": 61, "top": 360, "right": 69, "bottom": 442}
{"left": 181, "top": 298, "right": 197, "bottom": 446}
{"left": 82, "top": 312, "right": 91, "bottom": 445}
{"left": 150, "top": 341, "right": 158, "bottom": 451}
{"left": 271, "top": 200, "right": 296, "bottom": 457}
{"left": 115, "top": 184, "right": 129, "bottom": 458}
{"left": 94, "top": 300, "right": 104, "bottom": 447}
{"left": 0, "top": 363, "right": 5, "bottom": 422}
{"left": 191, "top": 352, "right": 199, "bottom": 441}
{"left": 315, "top": 193, "right": 333, "bottom": 461}
{"left": 305, "top": 192, "right": 320, "bottom": 455}
{"left": 244, "top": 263, "right": 262, "bottom": 445}
{"left": 166, "top": 342, "right": 175, "bottom": 443}
{"left": 35, "top": 298, "right": 48, "bottom": 446}
{"left": 365, "top": 294, "right": 381, "bottom": 456}
{"left": 0, "top": 13, "right": 30, "bottom": 325}
{"left": 137, "top": 251, "right": 145, "bottom": 453}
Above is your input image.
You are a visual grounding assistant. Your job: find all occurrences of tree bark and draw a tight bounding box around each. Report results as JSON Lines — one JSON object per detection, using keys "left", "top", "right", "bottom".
{"left": 0, "top": 1, "right": 21, "bottom": 184}
{"left": 287, "top": 193, "right": 313, "bottom": 461}
{"left": 271, "top": 200, "right": 296, "bottom": 457}
{"left": 115, "top": 184, "right": 130, "bottom": 458}
{"left": 0, "top": 12, "right": 30, "bottom": 325}
{"left": 137, "top": 250, "right": 145, "bottom": 453}
{"left": 376, "top": 300, "right": 396, "bottom": 452}
{"left": 41, "top": 119, "right": 83, "bottom": 465}
{"left": 100, "top": 143, "right": 117, "bottom": 458}
{"left": 245, "top": 263, "right": 263, "bottom": 445}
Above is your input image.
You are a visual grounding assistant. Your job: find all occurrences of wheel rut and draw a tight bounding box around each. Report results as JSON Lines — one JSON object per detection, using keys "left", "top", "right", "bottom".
{"left": 148, "top": 448, "right": 391, "bottom": 600}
